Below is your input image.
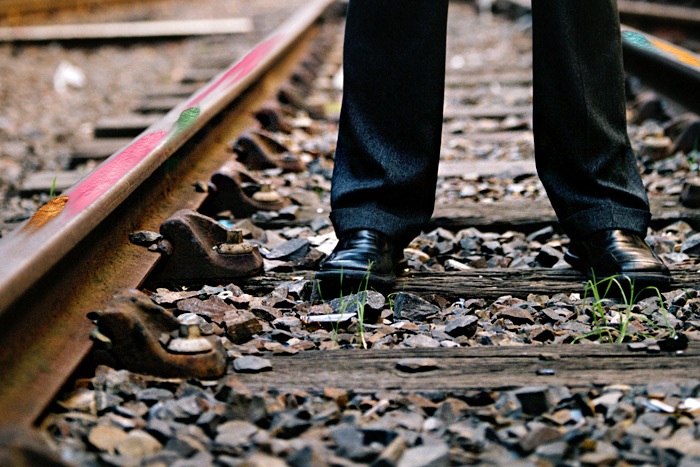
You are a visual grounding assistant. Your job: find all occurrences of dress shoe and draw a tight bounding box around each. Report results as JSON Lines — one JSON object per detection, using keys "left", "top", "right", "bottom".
{"left": 316, "top": 229, "right": 400, "bottom": 292}
{"left": 564, "top": 229, "right": 671, "bottom": 286}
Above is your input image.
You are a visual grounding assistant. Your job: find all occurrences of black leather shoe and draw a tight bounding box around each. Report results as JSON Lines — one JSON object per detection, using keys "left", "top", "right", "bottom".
{"left": 316, "top": 229, "right": 400, "bottom": 292}
{"left": 565, "top": 229, "right": 671, "bottom": 287}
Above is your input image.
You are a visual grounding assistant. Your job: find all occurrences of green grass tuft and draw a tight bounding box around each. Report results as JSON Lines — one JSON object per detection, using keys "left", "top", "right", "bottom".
{"left": 49, "top": 176, "right": 57, "bottom": 198}
{"left": 573, "top": 271, "right": 674, "bottom": 344}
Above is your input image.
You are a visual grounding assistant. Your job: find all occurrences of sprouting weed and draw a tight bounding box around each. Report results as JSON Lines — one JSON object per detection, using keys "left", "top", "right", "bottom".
{"left": 314, "top": 263, "right": 373, "bottom": 349}
{"left": 386, "top": 281, "right": 407, "bottom": 314}
{"left": 573, "top": 271, "right": 674, "bottom": 344}
{"left": 688, "top": 136, "right": 700, "bottom": 171}
{"left": 49, "top": 176, "right": 57, "bottom": 198}
{"left": 355, "top": 261, "right": 373, "bottom": 349}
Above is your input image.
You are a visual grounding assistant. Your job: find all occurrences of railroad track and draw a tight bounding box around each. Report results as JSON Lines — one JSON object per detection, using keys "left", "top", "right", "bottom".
{"left": 618, "top": 0, "right": 700, "bottom": 36}
{"left": 1, "top": 0, "right": 700, "bottom": 464}
{"left": 0, "top": 0, "right": 338, "bottom": 426}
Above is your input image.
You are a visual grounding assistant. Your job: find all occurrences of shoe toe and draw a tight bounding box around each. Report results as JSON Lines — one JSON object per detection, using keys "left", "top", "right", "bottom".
{"left": 317, "top": 229, "right": 398, "bottom": 290}
{"left": 570, "top": 229, "right": 671, "bottom": 284}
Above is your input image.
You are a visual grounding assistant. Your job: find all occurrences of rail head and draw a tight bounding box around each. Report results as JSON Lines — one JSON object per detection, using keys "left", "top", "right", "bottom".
{"left": 496, "top": 0, "right": 700, "bottom": 113}
{"left": 0, "top": 0, "right": 335, "bottom": 316}
{"left": 620, "top": 25, "right": 700, "bottom": 115}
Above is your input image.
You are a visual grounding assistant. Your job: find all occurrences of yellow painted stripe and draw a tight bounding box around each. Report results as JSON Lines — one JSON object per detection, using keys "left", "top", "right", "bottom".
{"left": 650, "top": 39, "right": 700, "bottom": 67}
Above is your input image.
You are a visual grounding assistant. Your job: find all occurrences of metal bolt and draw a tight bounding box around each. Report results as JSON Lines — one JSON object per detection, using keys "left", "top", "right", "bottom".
{"left": 180, "top": 323, "right": 201, "bottom": 338}
{"left": 226, "top": 229, "right": 243, "bottom": 244}
{"left": 252, "top": 183, "right": 282, "bottom": 202}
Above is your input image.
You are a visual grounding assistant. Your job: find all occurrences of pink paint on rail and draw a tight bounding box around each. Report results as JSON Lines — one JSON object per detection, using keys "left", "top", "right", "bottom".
{"left": 186, "top": 35, "right": 282, "bottom": 108}
{"left": 61, "top": 130, "right": 168, "bottom": 218}
{"left": 46, "top": 34, "right": 284, "bottom": 224}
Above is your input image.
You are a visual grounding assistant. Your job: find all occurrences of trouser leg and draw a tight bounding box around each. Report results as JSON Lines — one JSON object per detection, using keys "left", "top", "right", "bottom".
{"left": 330, "top": 0, "right": 449, "bottom": 247}
{"left": 532, "top": 0, "right": 650, "bottom": 241}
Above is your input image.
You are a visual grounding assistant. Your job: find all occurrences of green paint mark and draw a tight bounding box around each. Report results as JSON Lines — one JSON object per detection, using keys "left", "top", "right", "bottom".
{"left": 177, "top": 106, "right": 200, "bottom": 127}
{"left": 622, "top": 31, "right": 654, "bottom": 51}
{"left": 170, "top": 106, "right": 200, "bottom": 140}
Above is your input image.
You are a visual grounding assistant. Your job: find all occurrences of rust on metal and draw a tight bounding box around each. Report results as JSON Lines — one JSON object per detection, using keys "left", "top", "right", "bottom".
{"left": 0, "top": 0, "right": 333, "bottom": 426}
{"left": 88, "top": 290, "right": 227, "bottom": 379}
{"left": 200, "top": 159, "right": 291, "bottom": 217}
{"left": 155, "top": 209, "right": 263, "bottom": 282}
{"left": 253, "top": 105, "right": 294, "bottom": 133}
{"left": 0, "top": 0, "right": 333, "bottom": 315}
{"left": 233, "top": 132, "right": 305, "bottom": 172}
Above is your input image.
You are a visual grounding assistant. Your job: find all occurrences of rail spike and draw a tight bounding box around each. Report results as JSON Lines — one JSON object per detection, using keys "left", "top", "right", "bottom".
{"left": 86, "top": 289, "right": 227, "bottom": 379}
{"left": 199, "top": 159, "right": 291, "bottom": 218}
{"left": 232, "top": 132, "right": 305, "bottom": 173}
{"left": 154, "top": 209, "right": 263, "bottom": 283}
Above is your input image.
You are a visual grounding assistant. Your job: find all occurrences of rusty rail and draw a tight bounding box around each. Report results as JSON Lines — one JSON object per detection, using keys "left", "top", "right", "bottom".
{"left": 0, "top": 0, "right": 334, "bottom": 426}
{"left": 621, "top": 25, "right": 700, "bottom": 115}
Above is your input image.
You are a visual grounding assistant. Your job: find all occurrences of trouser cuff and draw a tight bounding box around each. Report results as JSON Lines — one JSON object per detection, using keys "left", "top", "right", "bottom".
{"left": 330, "top": 205, "right": 427, "bottom": 247}
{"left": 560, "top": 204, "right": 650, "bottom": 241}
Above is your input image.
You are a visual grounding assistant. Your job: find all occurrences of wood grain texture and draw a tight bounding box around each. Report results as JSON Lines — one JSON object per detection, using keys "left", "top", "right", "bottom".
{"left": 236, "top": 343, "right": 700, "bottom": 392}
{"left": 430, "top": 195, "right": 700, "bottom": 232}
{"left": 0, "top": 18, "right": 252, "bottom": 42}
{"left": 237, "top": 264, "right": 700, "bottom": 300}
{"left": 256, "top": 194, "right": 700, "bottom": 233}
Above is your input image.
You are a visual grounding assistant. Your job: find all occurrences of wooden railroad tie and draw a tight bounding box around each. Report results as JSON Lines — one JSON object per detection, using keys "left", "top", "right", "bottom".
{"left": 239, "top": 264, "right": 700, "bottom": 301}
{"left": 235, "top": 342, "right": 700, "bottom": 392}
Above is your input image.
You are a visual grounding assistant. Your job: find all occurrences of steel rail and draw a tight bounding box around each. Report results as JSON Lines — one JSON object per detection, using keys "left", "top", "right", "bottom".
{"left": 0, "top": 0, "right": 334, "bottom": 426}
{"left": 621, "top": 25, "right": 700, "bottom": 115}
{"left": 495, "top": 0, "right": 700, "bottom": 115}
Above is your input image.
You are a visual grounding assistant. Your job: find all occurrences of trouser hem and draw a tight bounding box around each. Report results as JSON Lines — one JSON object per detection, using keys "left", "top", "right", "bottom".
{"left": 330, "top": 205, "right": 427, "bottom": 247}
{"left": 560, "top": 204, "right": 650, "bottom": 241}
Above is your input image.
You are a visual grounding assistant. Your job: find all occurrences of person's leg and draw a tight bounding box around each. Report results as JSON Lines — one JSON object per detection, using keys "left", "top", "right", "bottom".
{"left": 318, "top": 0, "right": 449, "bottom": 291}
{"left": 329, "top": 0, "right": 449, "bottom": 249}
{"left": 532, "top": 0, "right": 648, "bottom": 240}
{"left": 532, "top": 0, "right": 669, "bottom": 284}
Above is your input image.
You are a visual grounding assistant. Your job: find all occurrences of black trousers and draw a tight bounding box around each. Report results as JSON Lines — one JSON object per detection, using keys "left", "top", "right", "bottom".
{"left": 329, "top": 0, "right": 651, "bottom": 247}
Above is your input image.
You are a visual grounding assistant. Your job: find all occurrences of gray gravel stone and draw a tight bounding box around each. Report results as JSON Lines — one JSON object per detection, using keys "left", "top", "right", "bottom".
{"left": 445, "top": 315, "right": 479, "bottom": 337}
{"left": 129, "top": 230, "right": 163, "bottom": 246}
{"left": 265, "top": 238, "right": 310, "bottom": 260}
{"left": 215, "top": 421, "right": 259, "bottom": 448}
{"left": 514, "top": 387, "right": 549, "bottom": 416}
{"left": 401, "top": 334, "right": 441, "bottom": 348}
{"left": 233, "top": 356, "right": 272, "bottom": 373}
{"left": 397, "top": 442, "right": 449, "bottom": 467}
{"left": 393, "top": 293, "right": 440, "bottom": 322}
{"left": 114, "top": 430, "right": 162, "bottom": 459}
{"left": 681, "top": 232, "right": 700, "bottom": 255}
{"left": 498, "top": 307, "right": 535, "bottom": 325}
